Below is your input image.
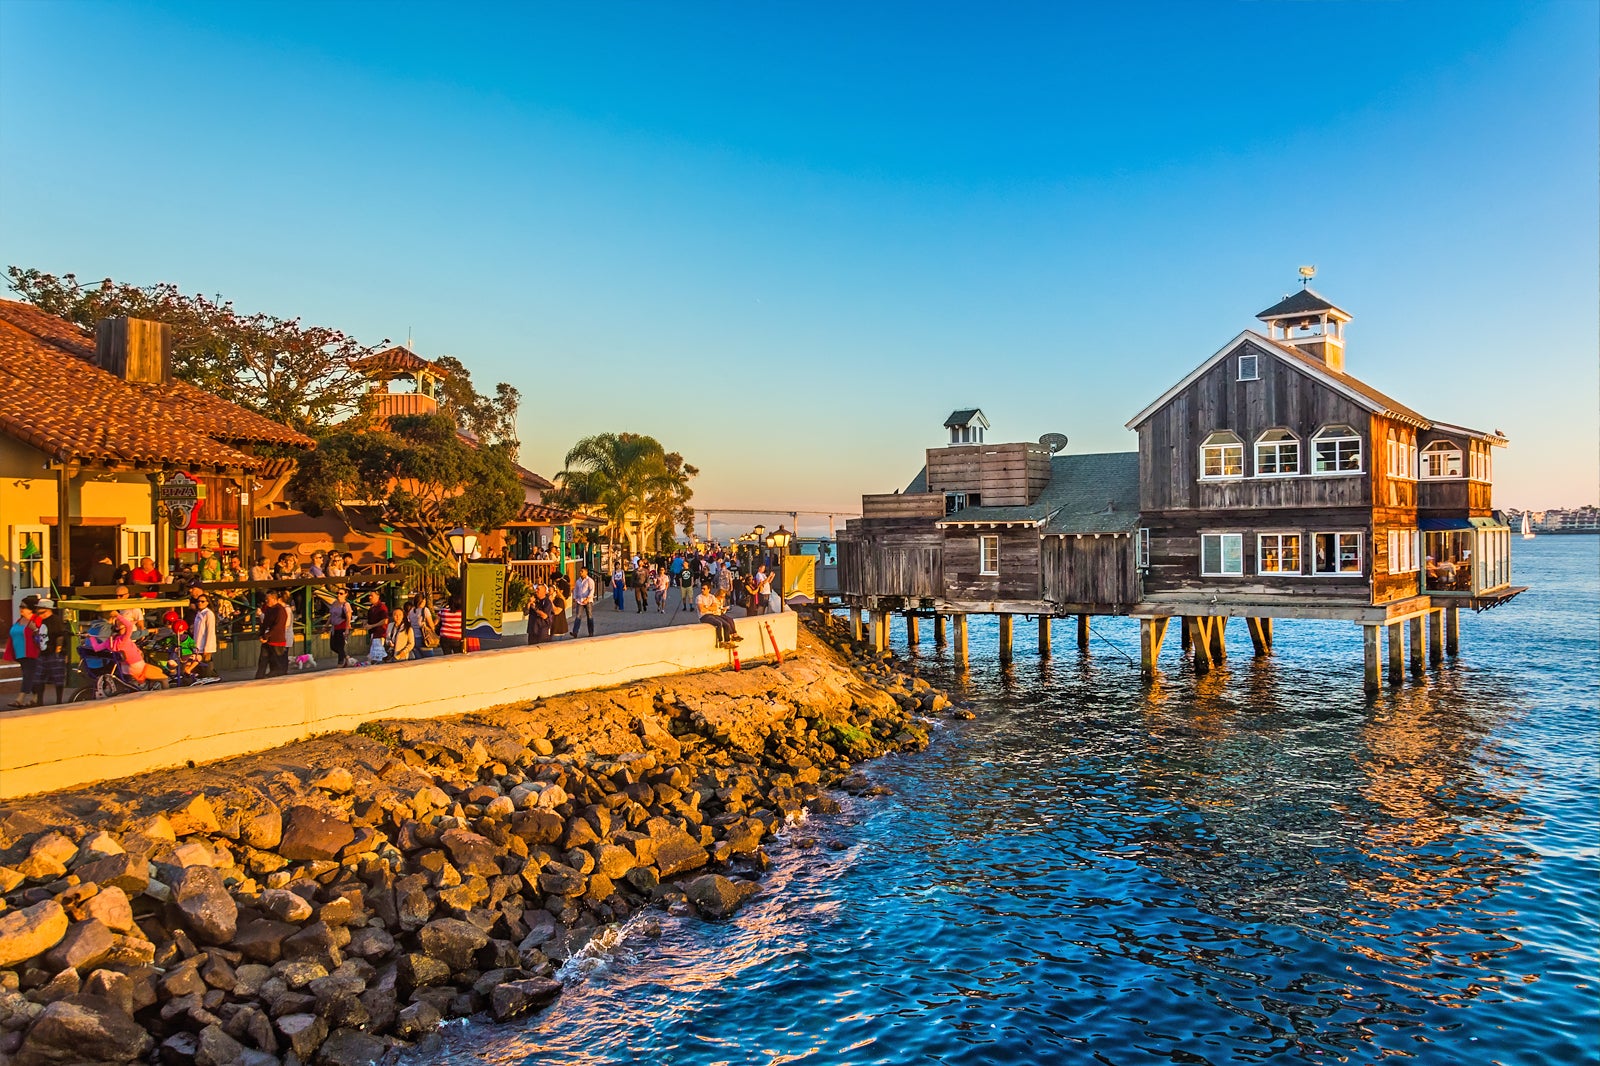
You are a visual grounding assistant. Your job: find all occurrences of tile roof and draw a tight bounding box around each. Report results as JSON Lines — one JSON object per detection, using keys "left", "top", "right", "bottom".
{"left": 506, "top": 502, "right": 599, "bottom": 527}
{"left": 1257, "top": 287, "right": 1346, "bottom": 319}
{"left": 352, "top": 346, "right": 450, "bottom": 379}
{"left": 515, "top": 463, "right": 555, "bottom": 491}
{"left": 0, "top": 300, "right": 313, "bottom": 471}
{"left": 932, "top": 451, "right": 1140, "bottom": 534}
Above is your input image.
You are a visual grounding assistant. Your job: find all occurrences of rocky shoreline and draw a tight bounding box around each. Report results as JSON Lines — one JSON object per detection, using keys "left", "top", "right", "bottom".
{"left": 0, "top": 615, "right": 952, "bottom": 1066}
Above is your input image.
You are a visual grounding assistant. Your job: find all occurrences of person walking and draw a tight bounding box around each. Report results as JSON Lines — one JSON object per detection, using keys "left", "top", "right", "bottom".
{"left": 570, "top": 567, "right": 597, "bottom": 637}
{"left": 679, "top": 563, "right": 695, "bottom": 613}
{"left": 527, "top": 582, "right": 554, "bottom": 645}
{"left": 7, "top": 604, "right": 38, "bottom": 708}
{"left": 696, "top": 585, "right": 741, "bottom": 646}
{"left": 191, "top": 594, "right": 219, "bottom": 674}
{"left": 633, "top": 563, "right": 649, "bottom": 614}
{"left": 653, "top": 568, "right": 670, "bottom": 613}
{"left": 328, "top": 588, "right": 352, "bottom": 666}
{"left": 439, "top": 597, "right": 464, "bottom": 654}
{"left": 611, "top": 566, "right": 626, "bottom": 611}
{"left": 256, "top": 589, "right": 292, "bottom": 678}
{"left": 387, "top": 607, "right": 415, "bottom": 662}
{"left": 30, "top": 601, "right": 69, "bottom": 706}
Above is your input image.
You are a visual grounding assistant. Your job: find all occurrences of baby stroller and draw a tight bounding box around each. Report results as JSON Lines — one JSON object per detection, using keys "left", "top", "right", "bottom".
{"left": 70, "top": 619, "right": 153, "bottom": 702}
{"left": 145, "top": 627, "right": 219, "bottom": 688}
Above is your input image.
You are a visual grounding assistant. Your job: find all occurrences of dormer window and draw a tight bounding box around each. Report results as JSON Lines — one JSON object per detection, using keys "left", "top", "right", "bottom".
{"left": 1255, "top": 429, "right": 1299, "bottom": 476}
{"left": 1200, "top": 431, "right": 1244, "bottom": 479}
{"left": 1421, "top": 440, "right": 1462, "bottom": 479}
{"left": 1237, "top": 353, "right": 1259, "bottom": 381}
{"left": 1312, "top": 425, "right": 1362, "bottom": 473}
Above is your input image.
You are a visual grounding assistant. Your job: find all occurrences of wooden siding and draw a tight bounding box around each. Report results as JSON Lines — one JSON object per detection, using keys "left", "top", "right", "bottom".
{"left": 1042, "top": 534, "right": 1138, "bottom": 608}
{"left": 925, "top": 443, "right": 1052, "bottom": 506}
{"left": 941, "top": 527, "right": 1041, "bottom": 601}
{"left": 1415, "top": 480, "right": 1494, "bottom": 516}
{"left": 1137, "top": 339, "right": 1376, "bottom": 512}
{"left": 860, "top": 492, "right": 945, "bottom": 520}
{"left": 1140, "top": 507, "right": 1373, "bottom": 605}
{"left": 837, "top": 520, "right": 943, "bottom": 599}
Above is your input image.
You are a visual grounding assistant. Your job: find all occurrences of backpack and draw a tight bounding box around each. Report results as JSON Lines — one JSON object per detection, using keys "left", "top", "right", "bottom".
{"left": 418, "top": 609, "right": 440, "bottom": 649}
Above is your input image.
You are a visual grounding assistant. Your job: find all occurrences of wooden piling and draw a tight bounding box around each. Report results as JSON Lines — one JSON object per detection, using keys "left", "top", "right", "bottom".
{"left": 1246, "top": 617, "right": 1270, "bottom": 656}
{"left": 905, "top": 614, "right": 920, "bottom": 647}
{"left": 1208, "top": 617, "right": 1226, "bottom": 662}
{"left": 1445, "top": 607, "right": 1460, "bottom": 656}
{"left": 1140, "top": 616, "right": 1169, "bottom": 678}
{"left": 1408, "top": 616, "right": 1424, "bottom": 676}
{"left": 953, "top": 614, "right": 968, "bottom": 665}
{"left": 1261, "top": 618, "right": 1273, "bottom": 650}
{"left": 1180, "top": 616, "right": 1192, "bottom": 654}
{"left": 934, "top": 614, "right": 946, "bottom": 646}
{"left": 1428, "top": 609, "right": 1443, "bottom": 665}
{"left": 1387, "top": 622, "right": 1404, "bottom": 686}
{"left": 1077, "top": 614, "right": 1090, "bottom": 653}
{"left": 869, "top": 611, "right": 887, "bottom": 652}
{"left": 1363, "top": 625, "right": 1382, "bottom": 696}
{"left": 998, "top": 614, "right": 1013, "bottom": 663}
{"left": 1191, "top": 617, "right": 1215, "bottom": 673}
{"left": 1038, "top": 615, "right": 1051, "bottom": 658}
{"left": 850, "top": 607, "right": 862, "bottom": 643}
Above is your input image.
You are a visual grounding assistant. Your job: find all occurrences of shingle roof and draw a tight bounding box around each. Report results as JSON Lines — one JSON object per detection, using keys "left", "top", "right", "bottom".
{"left": 0, "top": 300, "right": 313, "bottom": 470}
{"left": 352, "top": 346, "right": 449, "bottom": 379}
{"left": 935, "top": 451, "right": 1140, "bottom": 534}
{"left": 943, "top": 408, "right": 986, "bottom": 428}
{"left": 1262, "top": 337, "right": 1428, "bottom": 426}
{"left": 1257, "top": 287, "right": 1345, "bottom": 320}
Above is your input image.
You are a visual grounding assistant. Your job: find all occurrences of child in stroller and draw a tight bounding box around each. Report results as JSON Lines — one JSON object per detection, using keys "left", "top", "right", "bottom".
{"left": 73, "top": 618, "right": 164, "bottom": 701}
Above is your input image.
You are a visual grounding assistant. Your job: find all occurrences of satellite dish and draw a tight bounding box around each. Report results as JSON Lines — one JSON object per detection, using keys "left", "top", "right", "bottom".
{"left": 1039, "top": 432, "right": 1069, "bottom": 454}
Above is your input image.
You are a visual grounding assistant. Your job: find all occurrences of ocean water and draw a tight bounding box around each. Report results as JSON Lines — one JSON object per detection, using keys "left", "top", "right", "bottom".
{"left": 444, "top": 536, "right": 1598, "bottom": 1065}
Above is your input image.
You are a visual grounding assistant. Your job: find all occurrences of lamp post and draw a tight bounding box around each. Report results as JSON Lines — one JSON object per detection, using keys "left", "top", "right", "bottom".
{"left": 446, "top": 525, "right": 478, "bottom": 585}
{"left": 766, "top": 525, "right": 792, "bottom": 610}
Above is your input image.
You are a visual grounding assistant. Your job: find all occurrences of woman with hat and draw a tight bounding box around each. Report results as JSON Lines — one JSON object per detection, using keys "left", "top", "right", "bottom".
{"left": 29, "top": 600, "right": 71, "bottom": 706}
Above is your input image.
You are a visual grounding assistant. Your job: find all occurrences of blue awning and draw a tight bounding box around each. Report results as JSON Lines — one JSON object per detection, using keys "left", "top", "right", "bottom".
{"left": 1419, "top": 518, "right": 1473, "bottom": 531}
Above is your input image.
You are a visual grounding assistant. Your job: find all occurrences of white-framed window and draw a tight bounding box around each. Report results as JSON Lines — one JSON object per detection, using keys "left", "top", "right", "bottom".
{"left": 945, "top": 492, "right": 981, "bottom": 515}
{"left": 1387, "top": 529, "right": 1419, "bottom": 573}
{"left": 1237, "top": 352, "right": 1259, "bottom": 381}
{"left": 1255, "top": 429, "right": 1300, "bottom": 476}
{"left": 1257, "top": 533, "right": 1302, "bottom": 575}
{"left": 120, "top": 524, "right": 156, "bottom": 566}
{"left": 1470, "top": 444, "right": 1491, "bottom": 482}
{"left": 10, "top": 524, "right": 50, "bottom": 599}
{"left": 1312, "top": 425, "right": 1363, "bottom": 473}
{"left": 1420, "top": 440, "right": 1462, "bottom": 479}
{"left": 1385, "top": 429, "right": 1417, "bottom": 480}
{"left": 1200, "top": 431, "right": 1244, "bottom": 479}
{"left": 979, "top": 534, "right": 1000, "bottom": 576}
{"left": 1312, "top": 532, "right": 1362, "bottom": 575}
{"left": 1200, "top": 532, "right": 1243, "bottom": 576}
{"left": 1136, "top": 527, "right": 1151, "bottom": 569}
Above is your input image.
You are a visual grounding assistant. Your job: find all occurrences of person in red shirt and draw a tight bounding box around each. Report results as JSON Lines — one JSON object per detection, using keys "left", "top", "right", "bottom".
{"left": 256, "top": 589, "right": 291, "bottom": 678}
{"left": 438, "top": 597, "right": 464, "bottom": 655}
{"left": 129, "top": 556, "right": 163, "bottom": 598}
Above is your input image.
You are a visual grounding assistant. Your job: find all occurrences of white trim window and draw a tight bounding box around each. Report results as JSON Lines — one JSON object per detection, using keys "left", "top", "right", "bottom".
{"left": 1136, "top": 527, "right": 1151, "bottom": 569}
{"left": 10, "top": 524, "right": 50, "bottom": 601}
{"left": 1200, "top": 532, "right": 1244, "bottom": 576}
{"left": 1312, "top": 531, "right": 1363, "bottom": 575}
{"left": 1200, "top": 431, "right": 1245, "bottom": 479}
{"left": 1387, "top": 529, "right": 1419, "bottom": 574}
{"left": 120, "top": 524, "right": 156, "bottom": 566}
{"left": 1257, "top": 533, "right": 1302, "bottom": 575}
{"left": 1237, "top": 352, "right": 1259, "bottom": 381}
{"left": 1469, "top": 443, "right": 1492, "bottom": 483}
{"left": 979, "top": 534, "right": 1000, "bottom": 576}
{"left": 1420, "top": 440, "right": 1462, "bottom": 479}
{"left": 1312, "top": 425, "right": 1363, "bottom": 473}
{"left": 1255, "top": 429, "right": 1300, "bottom": 476}
{"left": 1385, "top": 429, "right": 1417, "bottom": 480}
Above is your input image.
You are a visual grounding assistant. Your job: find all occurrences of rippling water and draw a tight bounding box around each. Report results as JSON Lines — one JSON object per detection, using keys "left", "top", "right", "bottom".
{"left": 443, "top": 537, "right": 1598, "bottom": 1065}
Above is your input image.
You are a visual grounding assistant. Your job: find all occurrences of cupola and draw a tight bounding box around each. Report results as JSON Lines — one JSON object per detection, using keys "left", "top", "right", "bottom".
{"left": 944, "top": 408, "right": 989, "bottom": 446}
{"left": 1257, "top": 277, "right": 1351, "bottom": 373}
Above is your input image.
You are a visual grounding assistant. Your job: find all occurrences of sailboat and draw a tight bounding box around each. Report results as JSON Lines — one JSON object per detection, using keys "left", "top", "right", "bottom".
{"left": 1521, "top": 512, "right": 1534, "bottom": 539}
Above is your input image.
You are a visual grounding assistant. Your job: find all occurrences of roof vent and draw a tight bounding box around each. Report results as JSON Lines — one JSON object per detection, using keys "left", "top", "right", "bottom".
{"left": 1039, "top": 432, "right": 1069, "bottom": 454}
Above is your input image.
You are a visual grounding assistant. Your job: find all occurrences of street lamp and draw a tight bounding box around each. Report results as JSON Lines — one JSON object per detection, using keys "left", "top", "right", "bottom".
{"left": 752, "top": 523, "right": 766, "bottom": 542}
{"left": 767, "top": 525, "right": 791, "bottom": 551}
{"left": 446, "top": 526, "right": 478, "bottom": 562}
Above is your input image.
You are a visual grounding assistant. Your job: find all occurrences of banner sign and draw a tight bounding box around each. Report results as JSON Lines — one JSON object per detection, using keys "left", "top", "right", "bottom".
{"left": 159, "top": 472, "right": 205, "bottom": 529}
{"left": 464, "top": 562, "right": 506, "bottom": 639}
{"left": 782, "top": 555, "right": 816, "bottom": 600}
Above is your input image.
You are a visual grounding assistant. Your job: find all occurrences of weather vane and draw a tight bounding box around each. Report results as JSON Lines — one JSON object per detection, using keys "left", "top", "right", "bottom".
{"left": 1298, "top": 265, "right": 1316, "bottom": 288}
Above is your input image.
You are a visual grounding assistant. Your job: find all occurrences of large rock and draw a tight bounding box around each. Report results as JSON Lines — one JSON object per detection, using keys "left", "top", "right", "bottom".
{"left": 73, "top": 853, "right": 148, "bottom": 895}
{"left": 683, "top": 874, "right": 757, "bottom": 919}
{"left": 594, "top": 844, "right": 636, "bottom": 880}
{"left": 651, "top": 831, "right": 709, "bottom": 879}
{"left": 83, "top": 886, "right": 134, "bottom": 933}
{"left": 0, "top": 900, "right": 68, "bottom": 969}
{"left": 315, "top": 1027, "right": 387, "bottom": 1066}
{"left": 509, "top": 810, "right": 563, "bottom": 844}
{"left": 489, "top": 977, "right": 562, "bottom": 1022}
{"left": 14, "top": 994, "right": 153, "bottom": 1065}
{"left": 536, "top": 862, "right": 586, "bottom": 898}
{"left": 41, "top": 919, "right": 115, "bottom": 973}
{"left": 417, "top": 918, "right": 488, "bottom": 970}
{"left": 274, "top": 1012, "right": 327, "bottom": 1062}
{"left": 277, "top": 806, "right": 355, "bottom": 861}
{"left": 231, "top": 919, "right": 296, "bottom": 963}
{"left": 259, "top": 888, "right": 314, "bottom": 923}
{"left": 439, "top": 828, "right": 501, "bottom": 878}
{"left": 169, "top": 865, "right": 237, "bottom": 945}
{"left": 167, "top": 795, "right": 221, "bottom": 836}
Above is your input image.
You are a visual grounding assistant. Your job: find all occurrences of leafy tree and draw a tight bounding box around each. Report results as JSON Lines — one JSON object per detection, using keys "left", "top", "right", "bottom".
{"left": 431, "top": 355, "right": 522, "bottom": 447}
{"left": 6, "top": 267, "right": 383, "bottom": 433}
{"left": 289, "top": 413, "right": 523, "bottom": 560}
{"left": 551, "top": 433, "right": 697, "bottom": 554}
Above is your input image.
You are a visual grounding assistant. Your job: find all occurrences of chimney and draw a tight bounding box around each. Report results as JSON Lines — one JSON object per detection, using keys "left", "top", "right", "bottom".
{"left": 95, "top": 317, "right": 172, "bottom": 385}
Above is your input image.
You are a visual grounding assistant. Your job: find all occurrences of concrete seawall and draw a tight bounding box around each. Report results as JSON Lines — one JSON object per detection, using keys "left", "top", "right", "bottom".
{"left": 0, "top": 612, "right": 796, "bottom": 800}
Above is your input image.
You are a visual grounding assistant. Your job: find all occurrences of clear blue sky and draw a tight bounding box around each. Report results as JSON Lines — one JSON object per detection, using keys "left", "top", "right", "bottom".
{"left": 2, "top": 1, "right": 1595, "bottom": 527}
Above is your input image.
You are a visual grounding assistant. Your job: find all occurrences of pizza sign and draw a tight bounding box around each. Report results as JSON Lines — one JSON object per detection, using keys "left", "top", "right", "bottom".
{"left": 159, "top": 472, "right": 205, "bottom": 529}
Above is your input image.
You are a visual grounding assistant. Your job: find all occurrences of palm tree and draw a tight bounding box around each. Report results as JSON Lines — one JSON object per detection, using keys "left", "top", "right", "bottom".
{"left": 553, "top": 433, "right": 696, "bottom": 556}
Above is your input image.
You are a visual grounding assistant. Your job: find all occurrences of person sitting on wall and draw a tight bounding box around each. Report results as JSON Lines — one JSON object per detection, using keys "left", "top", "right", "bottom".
{"left": 696, "top": 584, "right": 742, "bottom": 647}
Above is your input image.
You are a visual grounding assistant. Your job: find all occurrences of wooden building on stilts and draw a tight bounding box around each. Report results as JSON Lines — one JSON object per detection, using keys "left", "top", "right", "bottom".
{"left": 837, "top": 280, "right": 1525, "bottom": 695}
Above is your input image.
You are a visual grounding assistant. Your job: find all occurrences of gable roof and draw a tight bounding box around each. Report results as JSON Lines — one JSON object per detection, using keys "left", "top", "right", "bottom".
{"left": 1124, "top": 330, "right": 1429, "bottom": 431}
{"left": 0, "top": 299, "right": 313, "bottom": 471}
{"left": 935, "top": 451, "right": 1139, "bottom": 534}
{"left": 1257, "top": 287, "right": 1348, "bottom": 320}
{"left": 352, "top": 346, "right": 450, "bottom": 379}
{"left": 944, "top": 408, "right": 988, "bottom": 429}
